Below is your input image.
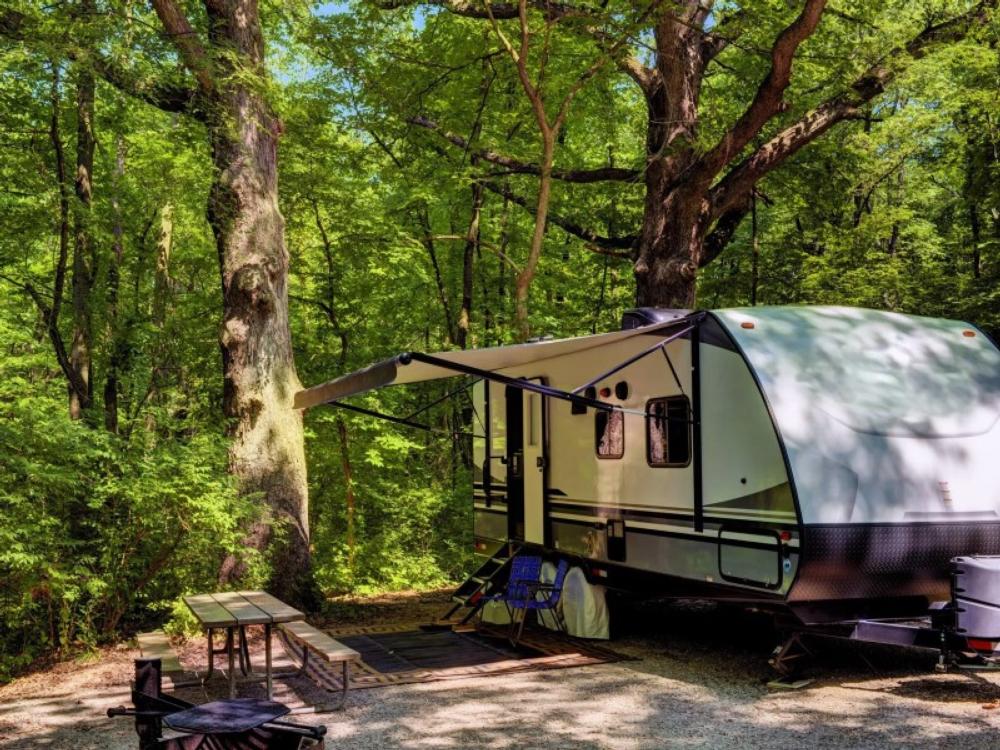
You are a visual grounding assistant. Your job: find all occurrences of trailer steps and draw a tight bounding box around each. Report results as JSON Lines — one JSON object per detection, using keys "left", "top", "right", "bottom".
{"left": 424, "top": 542, "right": 520, "bottom": 630}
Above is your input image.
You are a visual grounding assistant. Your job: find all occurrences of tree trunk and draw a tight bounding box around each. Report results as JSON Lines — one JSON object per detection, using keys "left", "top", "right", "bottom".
{"left": 496, "top": 186, "right": 511, "bottom": 338}
{"left": 457, "top": 181, "right": 481, "bottom": 349}
{"left": 419, "top": 210, "right": 456, "bottom": 343}
{"left": 205, "top": 0, "right": 312, "bottom": 607}
{"left": 69, "top": 54, "right": 95, "bottom": 419}
{"left": 970, "top": 203, "right": 982, "bottom": 279}
{"left": 144, "top": 202, "right": 174, "bottom": 436}
{"left": 105, "top": 134, "right": 126, "bottom": 434}
{"left": 457, "top": 60, "right": 491, "bottom": 349}
{"left": 513, "top": 134, "right": 554, "bottom": 340}
{"left": 335, "top": 417, "right": 356, "bottom": 572}
{"left": 153, "top": 203, "right": 173, "bottom": 327}
{"left": 634, "top": 176, "right": 710, "bottom": 308}
{"left": 38, "top": 63, "right": 88, "bottom": 405}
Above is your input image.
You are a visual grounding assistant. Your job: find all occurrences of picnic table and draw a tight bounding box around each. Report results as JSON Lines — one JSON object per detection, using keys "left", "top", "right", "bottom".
{"left": 183, "top": 590, "right": 304, "bottom": 700}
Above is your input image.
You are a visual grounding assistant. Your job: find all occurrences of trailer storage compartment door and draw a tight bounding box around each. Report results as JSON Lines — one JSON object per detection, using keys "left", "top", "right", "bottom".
{"left": 718, "top": 527, "right": 782, "bottom": 589}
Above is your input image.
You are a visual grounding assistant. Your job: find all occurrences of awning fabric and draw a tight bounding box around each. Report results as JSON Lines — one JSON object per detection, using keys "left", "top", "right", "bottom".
{"left": 293, "top": 316, "right": 693, "bottom": 409}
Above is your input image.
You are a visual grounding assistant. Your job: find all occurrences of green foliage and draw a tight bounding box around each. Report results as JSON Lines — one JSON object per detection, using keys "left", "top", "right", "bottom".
{"left": 0, "top": 319, "right": 247, "bottom": 680}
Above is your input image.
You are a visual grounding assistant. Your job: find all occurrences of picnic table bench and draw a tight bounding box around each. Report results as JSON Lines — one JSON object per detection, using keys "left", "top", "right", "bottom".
{"left": 278, "top": 621, "right": 360, "bottom": 706}
{"left": 137, "top": 630, "right": 182, "bottom": 673}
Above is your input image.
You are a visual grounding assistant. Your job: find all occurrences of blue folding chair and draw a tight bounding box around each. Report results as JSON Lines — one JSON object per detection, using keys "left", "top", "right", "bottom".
{"left": 481, "top": 556, "right": 569, "bottom": 646}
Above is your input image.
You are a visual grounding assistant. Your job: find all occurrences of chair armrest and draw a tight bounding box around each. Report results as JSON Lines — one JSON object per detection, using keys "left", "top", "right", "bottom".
{"left": 519, "top": 582, "right": 560, "bottom": 594}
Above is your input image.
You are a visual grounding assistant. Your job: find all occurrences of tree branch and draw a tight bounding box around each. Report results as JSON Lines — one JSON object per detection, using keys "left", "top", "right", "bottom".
{"left": 421, "top": 234, "right": 522, "bottom": 270}
{"left": 701, "top": 200, "right": 752, "bottom": 268}
{"left": 379, "top": 0, "right": 659, "bottom": 97}
{"left": 0, "top": 9, "right": 26, "bottom": 37}
{"left": 701, "top": 9, "right": 748, "bottom": 62}
{"left": 0, "top": 274, "right": 90, "bottom": 403}
{"left": 709, "top": 1, "right": 996, "bottom": 219}
{"left": 618, "top": 55, "right": 656, "bottom": 94}
{"left": 149, "top": 0, "right": 214, "bottom": 93}
{"left": 481, "top": 180, "right": 637, "bottom": 250}
{"left": 550, "top": 0, "right": 662, "bottom": 132}
{"left": 409, "top": 115, "right": 639, "bottom": 182}
{"left": 1, "top": 8, "right": 200, "bottom": 114}
{"left": 91, "top": 55, "right": 199, "bottom": 114}
{"left": 700, "top": 0, "right": 828, "bottom": 177}
{"left": 375, "top": 0, "right": 594, "bottom": 21}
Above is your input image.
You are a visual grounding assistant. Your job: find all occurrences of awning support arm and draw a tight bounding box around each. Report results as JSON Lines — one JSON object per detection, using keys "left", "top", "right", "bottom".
{"left": 325, "top": 400, "right": 485, "bottom": 439}
{"left": 569, "top": 319, "right": 701, "bottom": 395}
{"left": 661, "top": 346, "right": 685, "bottom": 395}
{"left": 403, "top": 377, "right": 482, "bottom": 421}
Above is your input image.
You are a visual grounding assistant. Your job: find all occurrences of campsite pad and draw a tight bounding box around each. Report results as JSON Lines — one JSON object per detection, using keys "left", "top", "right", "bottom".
{"left": 276, "top": 623, "right": 627, "bottom": 691}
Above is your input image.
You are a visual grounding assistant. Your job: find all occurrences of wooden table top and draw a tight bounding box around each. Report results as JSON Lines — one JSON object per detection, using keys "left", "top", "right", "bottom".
{"left": 183, "top": 591, "right": 305, "bottom": 628}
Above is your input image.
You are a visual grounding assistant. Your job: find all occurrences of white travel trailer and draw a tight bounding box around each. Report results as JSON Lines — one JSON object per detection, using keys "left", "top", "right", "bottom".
{"left": 295, "top": 306, "right": 1000, "bottom": 632}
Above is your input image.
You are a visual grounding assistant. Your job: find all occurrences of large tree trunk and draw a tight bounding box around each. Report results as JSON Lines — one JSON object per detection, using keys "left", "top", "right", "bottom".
{"left": 634, "top": 179, "right": 710, "bottom": 308}
{"left": 204, "top": 0, "right": 312, "bottom": 606}
{"left": 631, "top": 6, "right": 711, "bottom": 310}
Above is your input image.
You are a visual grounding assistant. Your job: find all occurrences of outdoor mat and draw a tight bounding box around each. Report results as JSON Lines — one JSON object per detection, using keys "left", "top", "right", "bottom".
{"left": 276, "top": 623, "right": 627, "bottom": 692}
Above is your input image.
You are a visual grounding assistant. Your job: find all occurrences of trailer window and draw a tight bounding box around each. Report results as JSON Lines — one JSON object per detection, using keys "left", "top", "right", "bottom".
{"left": 595, "top": 409, "right": 624, "bottom": 459}
{"left": 647, "top": 396, "right": 691, "bottom": 467}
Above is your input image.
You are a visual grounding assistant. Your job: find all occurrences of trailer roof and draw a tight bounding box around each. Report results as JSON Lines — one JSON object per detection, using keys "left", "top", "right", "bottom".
{"left": 715, "top": 306, "right": 1000, "bottom": 438}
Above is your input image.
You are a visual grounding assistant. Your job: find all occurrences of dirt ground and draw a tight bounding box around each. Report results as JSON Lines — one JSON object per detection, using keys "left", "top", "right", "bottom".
{"left": 3, "top": 591, "right": 1000, "bottom": 749}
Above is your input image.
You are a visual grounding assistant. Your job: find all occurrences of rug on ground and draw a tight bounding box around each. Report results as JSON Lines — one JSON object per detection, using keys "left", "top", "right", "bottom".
{"left": 276, "top": 623, "right": 628, "bottom": 691}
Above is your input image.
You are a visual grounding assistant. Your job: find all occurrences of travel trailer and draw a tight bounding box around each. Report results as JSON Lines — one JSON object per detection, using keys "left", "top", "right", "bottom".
{"left": 295, "top": 306, "right": 1000, "bottom": 645}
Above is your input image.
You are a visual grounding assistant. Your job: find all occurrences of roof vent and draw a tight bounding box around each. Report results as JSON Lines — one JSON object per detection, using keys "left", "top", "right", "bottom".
{"left": 621, "top": 307, "right": 692, "bottom": 331}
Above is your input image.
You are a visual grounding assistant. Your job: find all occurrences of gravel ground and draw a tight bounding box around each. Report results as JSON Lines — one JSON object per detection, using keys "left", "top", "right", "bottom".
{"left": 3, "top": 593, "right": 1000, "bottom": 749}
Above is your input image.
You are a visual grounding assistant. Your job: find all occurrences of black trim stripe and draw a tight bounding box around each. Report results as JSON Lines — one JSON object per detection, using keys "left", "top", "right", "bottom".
{"left": 549, "top": 516, "right": 605, "bottom": 530}
{"left": 551, "top": 518, "right": 798, "bottom": 554}
{"left": 632, "top": 525, "right": 786, "bottom": 553}
{"left": 548, "top": 500, "right": 796, "bottom": 534}
{"left": 548, "top": 516, "right": 794, "bottom": 553}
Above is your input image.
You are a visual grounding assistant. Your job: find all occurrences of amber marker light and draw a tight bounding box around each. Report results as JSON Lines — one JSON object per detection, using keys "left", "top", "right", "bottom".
{"left": 963, "top": 330, "right": 976, "bottom": 337}
{"left": 741, "top": 321, "right": 755, "bottom": 330}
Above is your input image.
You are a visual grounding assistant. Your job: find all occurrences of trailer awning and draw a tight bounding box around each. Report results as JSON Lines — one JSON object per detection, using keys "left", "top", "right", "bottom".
{"left": 293, "top": 314, "right": 695, "bottom": 410}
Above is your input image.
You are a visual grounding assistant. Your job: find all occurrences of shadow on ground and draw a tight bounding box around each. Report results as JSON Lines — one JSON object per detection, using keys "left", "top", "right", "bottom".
{"left": 3, "top": 596, "right": 1000, "bottom": 749}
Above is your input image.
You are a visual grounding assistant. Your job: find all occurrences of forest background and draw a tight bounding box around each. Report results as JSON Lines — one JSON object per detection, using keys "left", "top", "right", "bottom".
{"left": 0, "top": 0, "right": 997, "bottom": 680}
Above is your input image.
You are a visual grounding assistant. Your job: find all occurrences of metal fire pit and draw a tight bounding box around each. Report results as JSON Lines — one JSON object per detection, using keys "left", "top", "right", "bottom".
{"left": 107, "top": 659, "right": 326, "bottom": 749}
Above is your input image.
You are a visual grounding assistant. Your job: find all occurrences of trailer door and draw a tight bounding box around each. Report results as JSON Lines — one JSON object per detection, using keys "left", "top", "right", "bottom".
{"left": 504, "top": 379, "right": 547, "bottom": 545}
